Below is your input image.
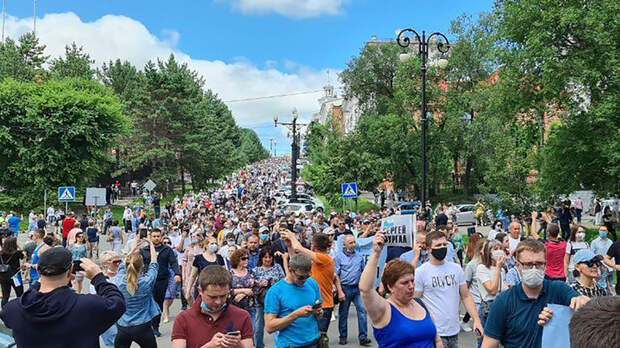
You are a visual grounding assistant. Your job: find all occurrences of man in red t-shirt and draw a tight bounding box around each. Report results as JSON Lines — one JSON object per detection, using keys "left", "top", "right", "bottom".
{"left": 62, "top": 212, "right": 76, "bottom": 247}
{"left": 531, "top": 216, "right": 567, "bottom": 281}
{"left": 171, "top": 265, "right": 253, "bottom": 348}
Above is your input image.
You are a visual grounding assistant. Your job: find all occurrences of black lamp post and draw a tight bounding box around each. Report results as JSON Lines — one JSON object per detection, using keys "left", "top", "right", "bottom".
{"left": 396, "top": 28, "right": 450, "bottom": 205}
{"left": 274, "top": 108, "right": 307, "bottom": 201}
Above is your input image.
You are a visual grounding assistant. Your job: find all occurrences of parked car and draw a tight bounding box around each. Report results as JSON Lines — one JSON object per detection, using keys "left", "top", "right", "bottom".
{"left": 454, "top": 204, "right": 476, "bottom": 226}
{"left": 285, "top": 202, "right": 315, "bottom": 213}
{"left": 398, "top": 202, "right": 421, "bottom": 215}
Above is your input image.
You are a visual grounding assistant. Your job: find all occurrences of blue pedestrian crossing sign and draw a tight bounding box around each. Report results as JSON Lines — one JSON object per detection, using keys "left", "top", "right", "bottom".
{"left": 58, "top": 186, "right": 76, "bottom": 202}
{"left": 341, "top": 183, "right": 358, "bottom": 199}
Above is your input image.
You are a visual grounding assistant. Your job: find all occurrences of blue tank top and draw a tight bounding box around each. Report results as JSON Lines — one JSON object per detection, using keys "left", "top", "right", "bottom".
{"left": 29, "top": 243, "right": 45, "bottom": 281}
{"left": 373, "top": 299, "right": 437, "bottom": 348}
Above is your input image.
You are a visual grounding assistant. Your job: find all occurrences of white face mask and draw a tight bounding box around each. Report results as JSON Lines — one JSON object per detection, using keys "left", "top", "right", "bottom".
{"left": 521, "top": 268, "right": 544, "bottom": 288}
{"left": 576, "top": 232, "right": 585, "bottom": 241}
{"left": 491, "top": 250, "right": 505, "bottom": 262}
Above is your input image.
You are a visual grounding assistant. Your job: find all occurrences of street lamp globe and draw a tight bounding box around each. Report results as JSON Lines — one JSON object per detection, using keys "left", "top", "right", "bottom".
{"left": 273, "top": 115, "right": 278, "bottom": 125}
{"left": 438, "top": 58, "right": 449, "bottom": 70}
{"left": 292, "top": 108, "right": 298, "bottom": 121}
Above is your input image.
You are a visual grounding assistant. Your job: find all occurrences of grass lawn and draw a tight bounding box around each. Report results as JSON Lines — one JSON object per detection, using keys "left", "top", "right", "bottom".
{"left": 317, "top": 195, "right": 379, "bottom": 213}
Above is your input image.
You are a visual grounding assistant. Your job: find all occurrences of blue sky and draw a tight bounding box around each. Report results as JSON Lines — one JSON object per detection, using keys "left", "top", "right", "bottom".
{"left": 4, "top": 0, "right": 495, "bottom": 154}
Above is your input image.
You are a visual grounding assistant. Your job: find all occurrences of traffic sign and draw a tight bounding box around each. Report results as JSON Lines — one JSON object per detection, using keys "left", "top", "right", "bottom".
{"left": 58, "top": 186, "right": 76, "bottom": 202}
{"left": 85, "top": 187, "right": 107, "bottom": 206}
{"left": 295, "top": 184, "right": 306, "bottom": 194}
{"left": 143, "top": 179, "right": 156, "bottom": 192}
{"left": 341, "top": 183, "right": 358, "bottom": 199}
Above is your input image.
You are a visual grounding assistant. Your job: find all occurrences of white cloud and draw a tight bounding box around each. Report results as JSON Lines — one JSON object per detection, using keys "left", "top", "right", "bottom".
{"left": 3, "top": 12, "right": 338, "bottom": 128}
{"left": 220, "top": 0, "right": 350, "bottom": 18}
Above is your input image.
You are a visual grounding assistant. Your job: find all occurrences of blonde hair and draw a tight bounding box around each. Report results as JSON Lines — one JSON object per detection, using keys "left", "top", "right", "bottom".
{"left": 100, "top": 251, "right": 119, "bottom": 266}
{"left": 126, "top": 253, "right": 144, "bottom": 296}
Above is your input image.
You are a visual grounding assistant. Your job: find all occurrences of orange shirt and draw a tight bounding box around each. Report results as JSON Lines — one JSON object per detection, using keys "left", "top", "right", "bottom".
{"left": 311, "top": 252, "right": 335, "bottom": 309}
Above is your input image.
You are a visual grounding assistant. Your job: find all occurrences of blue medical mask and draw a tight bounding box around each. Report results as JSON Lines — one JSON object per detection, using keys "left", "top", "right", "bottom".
{"left": 600, "top": 231, "right": 607, "bottom": 238}
{"left": 260, "top": 234, "right": 269, "bottom": 241}
{"left": 201, "top": 301, "right": 227, "bottom": 313}
{"left": 191, "top": 238, "right": 198, "bottom": 244}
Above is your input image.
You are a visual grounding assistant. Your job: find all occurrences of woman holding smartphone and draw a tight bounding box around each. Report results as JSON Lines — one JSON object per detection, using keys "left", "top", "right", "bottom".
{"left": 115, "top": 236, "right": 159, "bottom": 348}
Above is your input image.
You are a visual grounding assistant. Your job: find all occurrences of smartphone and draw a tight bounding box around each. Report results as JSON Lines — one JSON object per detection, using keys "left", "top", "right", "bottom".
{"left": 139, "top": 229, "right": 148, "bottom": 239}
{"left": 72, "top": 260, "right": 83, "bottom": 274}
{"left": 475, "top": 328, "right": 482, "bottom": 338}
{"left": 226, "top": 331, "right": 241, "bottom": 337}
{"left": 312, "top": 302, "right": 322, "bottom": 310}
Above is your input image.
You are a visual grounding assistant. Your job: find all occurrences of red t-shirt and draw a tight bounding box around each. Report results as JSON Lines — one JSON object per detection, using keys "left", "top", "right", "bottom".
{"left": 171, "top": 299, "right": 253, "bottom": 348}
{"left": 62, "top": 218, "right": 76, "bottom": 239}
{"left": 545, "top": 239, "right": 567, "bottom": 278}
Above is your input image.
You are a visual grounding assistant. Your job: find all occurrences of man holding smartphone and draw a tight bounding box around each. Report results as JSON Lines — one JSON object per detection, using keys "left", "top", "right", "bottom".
{"left": 172, "top": 265, "right": 253, "bottom": 348}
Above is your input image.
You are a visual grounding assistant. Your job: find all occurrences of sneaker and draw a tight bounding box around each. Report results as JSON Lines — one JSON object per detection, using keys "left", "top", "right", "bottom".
{"left": 339, "top": 338, "right": 347, "bottom": 345}
{"left": 460, "top": 322, "right": 472, "bottom": 332}
{"left": 360, "top": 338, "right": 372, "bottom": 346}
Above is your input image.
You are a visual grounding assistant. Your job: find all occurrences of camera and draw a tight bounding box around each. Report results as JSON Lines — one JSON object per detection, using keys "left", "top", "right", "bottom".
{"left": 72, "top": 260, "right": 83, "bottom": 274}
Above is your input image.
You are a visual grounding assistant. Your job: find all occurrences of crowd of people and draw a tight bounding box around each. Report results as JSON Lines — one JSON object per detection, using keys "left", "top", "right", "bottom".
{"left": 0, "top": 157, "right": 617, "bottom": 348}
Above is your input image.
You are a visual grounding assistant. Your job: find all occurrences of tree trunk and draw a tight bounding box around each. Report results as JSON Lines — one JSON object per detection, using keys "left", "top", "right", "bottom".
{"left": 464, "top": 156, "right": 473, "bottom": 196}
{"left": 452, "top": 151, "right": 459, "bottom": 193}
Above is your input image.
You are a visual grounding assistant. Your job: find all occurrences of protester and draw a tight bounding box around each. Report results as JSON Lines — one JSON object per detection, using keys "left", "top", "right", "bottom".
{"left": 85, "top": 219, "right": 100, "bottom": 259}
{"left": 531, "top": 219, "right": 567, "bottom": 281}
{"left": 0, "top": 247, "right": 125, "bottom": 347}
{"left": 110, "top": 220, "right": 124, "bottom": 254}
{"left": 603, "top": 238, "right": 620, "bottom": 295}
{"left": 179, "top": 229, "right": 205, "bottom": 306}
{"left": 569, "top": 249, "right": 607, "bottom": 297}
{"left": 252, "top": 246, "right": 285, "bottom": 348}
{"left": 414, "top": 231, "right": 483, "bottom": 348}
{"left": 569, "top": 296, "right": 620, "bottom": 348}
{"left": 481, "top": 239, "right": 590, "bottom": 348}
{"left": 462, "top": 238, "right": 484, "bottom": 332}
{"left": 115, "top": 237, "right": 160, "bottom": 348}
{"left": 264, "top": 253, "right": 323, "bottom": 348}
{"left": 230, "top": 248, "right": 259, "bottom": 327}
{"left": 399, "top": 231, "right": 428, "bottom": 269}
{"left": 284, "top": 230, "right": 336, "bottom": 336}
{"left": 139, "top": 228, "right": 181, "bottom": 337}
{"left": 163, "top": 236, "right": 179, "bottom": 323}
{"left": 476, "top": 240, "right": 507, "bottom": 347}
{"left": 69, "top": 231, "right": 88, "bottom": 293}
{"left": 25, "top": 228, "right": 50, "bottom": 287}
{"left": 187, "top": 236, "right": 224, "bottom": 300}
{"left": 335, "top": 234, "right": 371, "bottom": 346}
{"left": 0, "top": 237, "right": 25, "bottom": 307}
{"left": 360, "top": 232, "right": 443, "bottom": 348}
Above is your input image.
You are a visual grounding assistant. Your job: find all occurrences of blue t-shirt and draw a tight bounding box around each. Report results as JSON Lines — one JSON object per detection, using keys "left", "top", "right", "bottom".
{"left": 264, "top": 278, "right": 322, "bottom": 348}
{"left": 7, "top": 216, "right": 21, "bottom": 232}
{"left": 484, "top": 280, "right": 578, "bottom": 348}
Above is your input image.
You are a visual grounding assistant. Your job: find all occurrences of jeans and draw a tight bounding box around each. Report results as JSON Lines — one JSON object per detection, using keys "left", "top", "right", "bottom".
{"left": 245, "top": 306, "right": 257, "bottom": 333}
{"left": 441, "top": 334, "right": 458, "bottom": 348}
{"left": 475, "top": 303, "right": 487, "bottom": 348}
{"left": 254, "top": 305, "right": 266, "bottom": 348}
{"left": 317, "top": 307, "right": 334, "bottom": 333}
{"left": 101, "top": 324, "right": 117, "bottom": 347}
{"left": 115, "top": 321, "right": 157, "bottom": 348}
{"left": 338, "top": 285, "right": 368, "bottom": 341}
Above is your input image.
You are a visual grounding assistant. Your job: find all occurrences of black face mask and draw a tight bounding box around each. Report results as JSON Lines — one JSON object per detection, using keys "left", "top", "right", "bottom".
{"left": 431, "top": 247, "right": 447, "bottom": 261}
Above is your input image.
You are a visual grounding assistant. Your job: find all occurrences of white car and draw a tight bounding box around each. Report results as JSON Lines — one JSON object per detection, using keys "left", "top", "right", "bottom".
{"left": 454, "top": 204, "right": 476, "bottom": 226}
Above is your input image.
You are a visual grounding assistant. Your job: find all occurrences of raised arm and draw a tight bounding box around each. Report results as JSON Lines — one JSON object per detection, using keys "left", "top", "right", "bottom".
{"left": 530, "top": 212, "right": 540, "bottom": 240}
{"left": 359, "top": 233, "right": 390, "bottom": 327}
{"left": 283, "top": 231, "right": 317, "bottom": 262}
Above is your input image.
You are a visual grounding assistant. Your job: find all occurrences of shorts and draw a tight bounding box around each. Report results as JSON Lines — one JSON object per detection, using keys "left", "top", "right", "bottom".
{"left": 75, "top": 273, "right": 84, "bottom": 282}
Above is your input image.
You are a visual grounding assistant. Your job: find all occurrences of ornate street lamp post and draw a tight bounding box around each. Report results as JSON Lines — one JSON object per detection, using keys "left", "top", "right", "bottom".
{"left": 397, "top": 28, "right": 450, "bottom": 205}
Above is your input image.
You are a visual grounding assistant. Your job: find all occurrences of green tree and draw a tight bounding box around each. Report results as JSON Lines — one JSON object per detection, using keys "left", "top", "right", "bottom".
{"left": 0, "top": 78, "right": 128, "bottom": 209}
{"left": 49, "top": 42, "right": 96, "bottom": 80}
{"left": 0, "top": 33, "right": 48, "bottom": 82}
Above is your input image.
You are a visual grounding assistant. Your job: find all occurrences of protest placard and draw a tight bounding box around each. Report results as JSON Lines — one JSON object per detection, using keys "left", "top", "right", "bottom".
{"left": 380, "top": 214, "right": 415, "bottom": 248}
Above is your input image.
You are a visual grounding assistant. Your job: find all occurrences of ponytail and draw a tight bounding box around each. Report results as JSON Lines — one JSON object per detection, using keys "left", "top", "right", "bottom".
{"left": 126, "top": 253, "right": 144, "bottom": 296}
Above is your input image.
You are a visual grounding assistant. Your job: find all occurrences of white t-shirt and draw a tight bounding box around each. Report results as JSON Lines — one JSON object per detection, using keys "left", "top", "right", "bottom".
{"left": 487, "top": 228, "right": 499, "bottom": 241}
{"left": 566, "top": 241, "right": 589, "bottom": 272}
{"left": 508, "top": 235, "right": 521, "bottom": 253}
{"left": 414, "top": 261, "right": 465, "bottom": 336}
{"left": 476, "top": 264, "right": 506, "bottom": 302}
{"left": 464, "top": 259, "right": 482, "bottom": 303}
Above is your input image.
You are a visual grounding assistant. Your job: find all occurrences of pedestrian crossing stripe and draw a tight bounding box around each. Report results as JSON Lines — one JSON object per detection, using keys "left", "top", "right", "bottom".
{"left": 59, "top": 188, "right": 74, "bottom": 200}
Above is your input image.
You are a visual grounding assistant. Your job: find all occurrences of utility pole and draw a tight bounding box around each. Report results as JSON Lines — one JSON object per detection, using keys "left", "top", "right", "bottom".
{"left": 33, "top": 0, "right": 37, "bottom": 36}
{"left": 2, "top": 0, "right": 6, "bottom": 43}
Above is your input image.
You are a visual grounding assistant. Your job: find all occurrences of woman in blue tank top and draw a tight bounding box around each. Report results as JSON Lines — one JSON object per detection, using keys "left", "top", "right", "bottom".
{"left": 360, "top": 233, "right": 442, "bottom": 348}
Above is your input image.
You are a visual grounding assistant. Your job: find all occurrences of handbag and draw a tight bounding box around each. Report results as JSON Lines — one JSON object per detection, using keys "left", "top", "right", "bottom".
{"left": 0, "top": 254, "right": 15, "bottom": 274}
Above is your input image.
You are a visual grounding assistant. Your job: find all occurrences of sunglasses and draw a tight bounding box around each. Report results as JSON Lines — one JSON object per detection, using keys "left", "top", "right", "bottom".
{"left": 241, "top": 257, "right": 249, "bottom": 261}
{"left": 579, "top": 260, "right": 601, "bottom": 268}
{"left": 112, "top": 260, "right": 122, "bottom": 264}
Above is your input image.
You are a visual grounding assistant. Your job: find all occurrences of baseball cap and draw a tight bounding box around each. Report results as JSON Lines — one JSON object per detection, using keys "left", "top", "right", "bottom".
{"left": 259, "top": 226, "right": 270, "bottom": 234}
{"left": 38, "top": 247, "right": 73, "bottom": 276}
{"left": 573, "top": 249, "right": 602, "bottom": 264}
